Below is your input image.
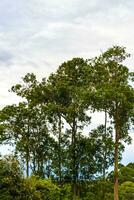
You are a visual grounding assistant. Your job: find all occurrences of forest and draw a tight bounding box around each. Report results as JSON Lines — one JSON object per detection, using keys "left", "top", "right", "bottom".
{"left": 0, "top": 46, "right": 134, "bottom": 200}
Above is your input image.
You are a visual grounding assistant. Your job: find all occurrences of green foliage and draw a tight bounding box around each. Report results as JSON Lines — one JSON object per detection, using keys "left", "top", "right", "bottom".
{"left": 119, "top": 181, "right": 134, "bottom": 200}
{"left": 0, "top": 155, "right": 23, "bottom": 200}
{"left": 0, "top": 156, "right": 61, "bottom": 200}
{"left": 20, "top": 176, "right": 41, "bottom": 200}
{"left": 89, "top": 125, "right": 114, "bottom": 176}
{"left": 119, "top": 163, "right": 134, "bottom": 183}
{"left": 20, "top": 176, "right": 60, "bottom": 200}
{"left": 0, "top": 46, "right": 133, "bottom": 199}
{"left": 60, "top": 184, "right": 72, "bottom": 200}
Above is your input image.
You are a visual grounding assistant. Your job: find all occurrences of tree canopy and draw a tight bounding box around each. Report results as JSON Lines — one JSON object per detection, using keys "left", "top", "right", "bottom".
{"left": 0, "top": 46, "right": 134, "bottom": 200}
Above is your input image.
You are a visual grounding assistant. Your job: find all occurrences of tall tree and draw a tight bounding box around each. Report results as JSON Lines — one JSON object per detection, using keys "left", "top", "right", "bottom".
{"left": 2, "top": 73, "right": 55, "bottom": 177}
{"left": 48, "top": 58, "right": 91, "bottom": 198}
{"left": 92, "top": 46, "right": 134, "bottom": 200}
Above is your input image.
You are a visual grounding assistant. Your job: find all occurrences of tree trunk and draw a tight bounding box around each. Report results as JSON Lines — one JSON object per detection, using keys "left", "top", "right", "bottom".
{"left": 58, "top": 115, "right": 62, "bottom": 185}
{"left": 37, "top": 158, "right": 40, "bottom": 173}
{"left": 26, "top": 112, "right": 30, "bottom": 177}
{"left": 26, "top": 148, "right": 29, "bottom": 177}
{"left": 32, "top": 151, "right": 36, "bottom": 173}
{"left": 103, "top": 109, "right": 107, "bottom": 179}
{"left": 102, "top": 109, "right": 107, "bottom": 199}
{"left": 71, "top": 117, "right": 77, "bottom": 199}
{"left": 114, "top": 113, "right": 120, "bottom": 200}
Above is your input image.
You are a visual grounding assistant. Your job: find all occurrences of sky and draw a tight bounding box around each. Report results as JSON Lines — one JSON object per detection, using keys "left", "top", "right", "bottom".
{"left": 0, "top": 0, "right": 134, "bottom": 164}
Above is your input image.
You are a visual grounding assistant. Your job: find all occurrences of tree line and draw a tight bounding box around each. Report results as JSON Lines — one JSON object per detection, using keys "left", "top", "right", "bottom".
{"left": 0, "top": 46, "right": 134, "bottom": 200}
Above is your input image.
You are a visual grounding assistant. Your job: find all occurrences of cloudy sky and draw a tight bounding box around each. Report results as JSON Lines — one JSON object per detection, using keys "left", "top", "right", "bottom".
{"left": 0, "top": 0, "right": 134, "bottom": 164}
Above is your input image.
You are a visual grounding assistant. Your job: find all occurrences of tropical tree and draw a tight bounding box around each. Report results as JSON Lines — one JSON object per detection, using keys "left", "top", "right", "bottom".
{"left": 91, "top": 46, "right": 134, "bottom": 200}
{"left": 47, "top": 58, "right": 91, "bottom": 198}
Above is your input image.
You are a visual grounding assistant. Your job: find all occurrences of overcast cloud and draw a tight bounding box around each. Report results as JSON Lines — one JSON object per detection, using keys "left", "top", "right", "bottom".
{"left": 0, "top": 0, "right": 134, "bottom": 164}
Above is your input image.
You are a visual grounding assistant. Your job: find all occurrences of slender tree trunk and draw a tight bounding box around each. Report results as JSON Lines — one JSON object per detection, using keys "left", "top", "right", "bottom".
{"left": 25, "top": 101, "right": 30, "bottom": 177}
{"left": 71, "top": 117, "right": 77, "bottom": 199}
{"left": 26, "top": 148, "right": 29, "bottom": 177}
{"left": 103, "top": 109, "right": 107, "bottom": 179}
{"left": 26, "top": 118, "right": 30, "bottom": 177}
{"left": 33, "top": 151, "right": 36, "bottom": 173}
{"left": 40, "top": 159, "right": 44, "bottom": 177}
{"left": 37, "top": 158, "right": 40, "bottom": 173}
{"left": 114, "top": 112, "right": 120, "bottom": 200}
{"left": 47, "top": 160, "right": 51, "bottom": 178}
{"left": 102, "top": 109, "right": 107, "bottom": 200}
{"left": 58, "top": 115, "right": 62, "bottom": 185}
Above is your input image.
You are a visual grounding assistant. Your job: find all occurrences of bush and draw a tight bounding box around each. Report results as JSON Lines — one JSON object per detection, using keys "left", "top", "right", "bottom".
{"left": 0, "top": 156, "right": 61, "bottom": 200}
{"left": 119, "top": 181, "right": 134, "bottom": 200}
{"left": 0, "top": 155, "right": 23, "bottom": 200}
{"left": 60, "top": 184, "right": 72, "bottom": 200}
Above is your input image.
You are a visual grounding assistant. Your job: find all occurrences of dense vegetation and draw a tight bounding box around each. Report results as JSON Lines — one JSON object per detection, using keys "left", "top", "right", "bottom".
{"left": 0, "top": 46, "right": 134, "bottom": 200}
